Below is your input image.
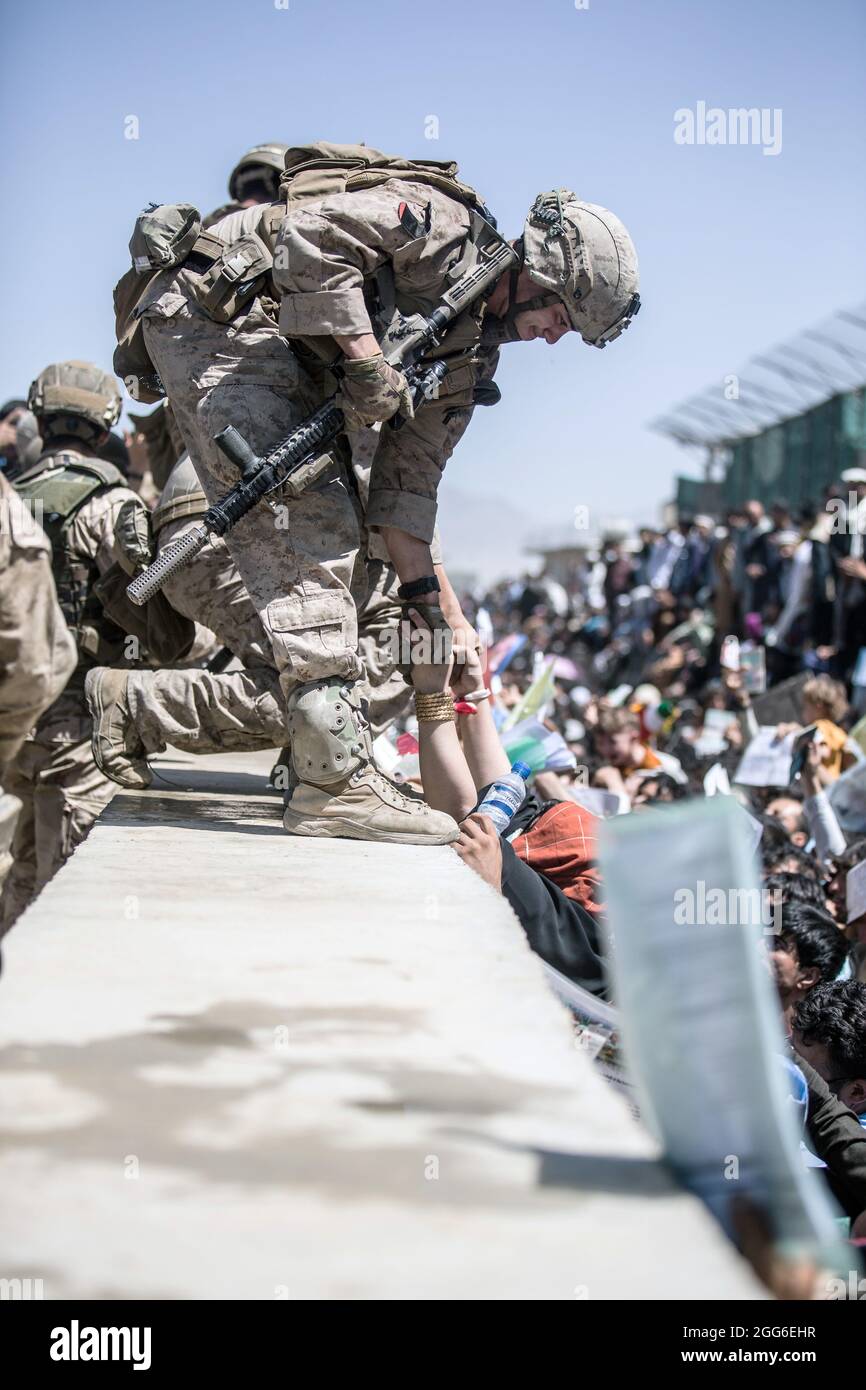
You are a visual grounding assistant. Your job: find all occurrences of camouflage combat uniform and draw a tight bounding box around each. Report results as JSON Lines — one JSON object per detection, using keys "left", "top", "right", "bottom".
{"left": 121, "top": 430, "right": 442, "bottom": 761}
{"left": 106, "top": 157, "right": 638, "bottom": 840}
{"left": 0, "top": 446, "right": 145, "bottom": 927}
{"left": 0, "top": 474, "right": 77, "bottom": 898}
{"left": 136, "top": 183, "right": 496, "bottom": 791}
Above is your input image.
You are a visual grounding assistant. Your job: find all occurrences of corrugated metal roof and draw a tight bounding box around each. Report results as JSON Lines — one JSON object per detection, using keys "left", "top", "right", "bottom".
{"left": 651, "top": 302, "right": 866, "bottom": 447}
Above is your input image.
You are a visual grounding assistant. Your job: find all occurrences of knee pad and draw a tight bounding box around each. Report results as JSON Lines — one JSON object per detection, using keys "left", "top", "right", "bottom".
{"left": 287, "top": 679, "right": 370, "bottom": 786}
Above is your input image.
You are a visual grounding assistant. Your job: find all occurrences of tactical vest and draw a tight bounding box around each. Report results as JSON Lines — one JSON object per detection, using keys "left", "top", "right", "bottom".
{"left": 13, "top": 452, "right": 127, "bottom": 678}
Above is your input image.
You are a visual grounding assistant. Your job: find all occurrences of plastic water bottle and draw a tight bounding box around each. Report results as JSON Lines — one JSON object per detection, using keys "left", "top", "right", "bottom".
{"left": 475, "top": 761, "right": 531, "bottom": 834}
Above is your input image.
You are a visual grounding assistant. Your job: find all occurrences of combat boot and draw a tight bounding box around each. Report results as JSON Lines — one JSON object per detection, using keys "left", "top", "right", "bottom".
{"left": 282, "top": 678, "right": 458, "bottom": 845}
{"left": 85, "top": 668, "right": 152, "bottom": 789}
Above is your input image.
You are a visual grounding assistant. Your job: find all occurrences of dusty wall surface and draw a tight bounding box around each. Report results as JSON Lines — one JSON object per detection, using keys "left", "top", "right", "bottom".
{"left": 0, "top": 749, "right": 764, "bottom": 1300}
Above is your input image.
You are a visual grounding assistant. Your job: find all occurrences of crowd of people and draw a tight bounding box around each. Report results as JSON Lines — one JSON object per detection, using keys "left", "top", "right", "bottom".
{"left": 0, "top": 137, "right": 863, "bottom": 1294}
{"left": 444, "top": 503, "right": 866, "bottom": 1260}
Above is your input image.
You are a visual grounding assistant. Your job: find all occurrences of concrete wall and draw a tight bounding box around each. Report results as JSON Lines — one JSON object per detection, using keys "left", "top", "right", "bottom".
{"left": 0, "top": 749, "right": 764, "bottom": 1300}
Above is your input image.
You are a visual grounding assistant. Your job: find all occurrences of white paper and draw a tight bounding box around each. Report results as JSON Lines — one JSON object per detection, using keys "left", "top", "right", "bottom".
{"left": 828, "top": 757, "right": 866, "bottom": 834}
{"left": 734, "top": 726, "right": 796, "bottom": 787}
{"left": 694, "top": 727, "right": 728, "bottom": 758}
{"left": 737, "top": 803, "right": 765, "bottom": 852}
{"left": 703, "top": 762, "right": 732, "bottom": 797}
{"left": 566, "top": 785, "right": 623, "bottom": 819}
{"left": 542, "top": 965, "right": 630, "bottom": 1093}
{"left": 846, "top": 858, "right": 866, "bottom": 923}
{"left": 372, "top": 734, "right": 400, "bottom": 776}
{"left": 598, "top": 797, "right": 850, "bottom": 1271}
{"left": 705, "top": 709, "right": 736, "bottom": 732}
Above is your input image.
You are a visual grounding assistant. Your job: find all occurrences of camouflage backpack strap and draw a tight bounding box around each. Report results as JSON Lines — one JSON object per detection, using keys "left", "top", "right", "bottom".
{"left": 277, "top": 141, "right": 499, "bottom": 224}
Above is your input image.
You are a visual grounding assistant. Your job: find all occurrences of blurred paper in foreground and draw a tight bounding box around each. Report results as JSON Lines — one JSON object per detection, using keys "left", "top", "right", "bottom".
{"left": 599, "top": 796, "right": 852, "bottom": 1275}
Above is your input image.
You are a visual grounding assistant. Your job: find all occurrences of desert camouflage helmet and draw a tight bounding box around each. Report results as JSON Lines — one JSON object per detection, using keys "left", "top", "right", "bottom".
{"left": 521, "top": 190, "right": 640, "bottom": 348}
{"left": 228, "top": 143, "right": 289, "bottom": 201}
{"left": 28, "top": 361, "right": 122, "bottom": 440}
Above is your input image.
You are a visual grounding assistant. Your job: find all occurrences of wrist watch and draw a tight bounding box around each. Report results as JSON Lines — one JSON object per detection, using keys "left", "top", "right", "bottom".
{"left": 398, "top": 575, "right": 441, "bottom": 601}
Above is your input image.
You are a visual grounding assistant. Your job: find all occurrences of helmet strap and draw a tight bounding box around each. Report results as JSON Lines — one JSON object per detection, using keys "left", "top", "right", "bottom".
{"left": 503, "top": 237, "right": 562, "bottom": 330}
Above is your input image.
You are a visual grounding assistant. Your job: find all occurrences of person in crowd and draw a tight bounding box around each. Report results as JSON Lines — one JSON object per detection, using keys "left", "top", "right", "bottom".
{"left": 765, "top": 789, "right": 808, "bottom": 847}
{"left": 735, "top": 499, "right": 776, "bottom": 619}
{"left": 769, "top": 902, "right": 850, "bottom": 1032}
{"left": 793, "top": 980, "right": 866, "bottom": 1126}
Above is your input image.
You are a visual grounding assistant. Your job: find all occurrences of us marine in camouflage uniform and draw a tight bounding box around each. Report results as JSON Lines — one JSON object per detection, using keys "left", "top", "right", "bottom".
{"left": 90, "top": 145, "right": 451, "bottom": 780}
{"left": 0, "top": 363, "right": 149, "bottom": 929}
{"left": 94, "top": 145, "right": 639, "bottom": 845}
{"left": 0, "top": 473, "right": 77, "bottom": 903}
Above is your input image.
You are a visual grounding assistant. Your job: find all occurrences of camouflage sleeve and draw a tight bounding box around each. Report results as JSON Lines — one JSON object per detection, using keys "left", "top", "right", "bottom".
{"left": 0, "top": 479, "right": 76, "bottom": 775}
{"left": 274, "top": 183, "right": 470, "bottom": 340}
{"left": 365, "top": 332, "right": 499, "bottom": 541}
{"left": 365, "top": 402, "right": 475, "bottom": 544}
{"left": 66, "top": 486, "right": 148, "bottom": 577}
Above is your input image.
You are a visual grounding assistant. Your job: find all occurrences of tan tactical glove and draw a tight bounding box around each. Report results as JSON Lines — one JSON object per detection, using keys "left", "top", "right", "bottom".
{"left": 339, "top": 354, "right": 414, "bottom": 429}
{"left": 401, "top": 600, "right": 453, "bottom": 680}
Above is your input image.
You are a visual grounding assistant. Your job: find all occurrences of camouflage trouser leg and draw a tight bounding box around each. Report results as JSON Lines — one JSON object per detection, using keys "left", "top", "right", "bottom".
{"left": 124, "top": 565, "right": 409, "bottom": 757}
{"left": 142, "top": 304, "right": 364, "bottom": 721}
{"left": 158, "top": 517, "right": 273, "bottom": 668}
{"left": 356, "top": 559, "right": 412, "bottom": 737}
{"left": 126, "top": 667, "right": 286, "bottom": 756}
{"left": 0, "top": 708, "right": 117, "bottom": 934}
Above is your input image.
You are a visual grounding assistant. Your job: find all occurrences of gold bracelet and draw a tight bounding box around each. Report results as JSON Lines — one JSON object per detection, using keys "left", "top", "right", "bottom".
{"left": 414, "top": 691, "right": 455, "bottom": 723}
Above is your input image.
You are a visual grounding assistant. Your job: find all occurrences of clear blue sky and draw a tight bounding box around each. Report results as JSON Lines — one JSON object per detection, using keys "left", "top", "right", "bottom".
{"left": 2, "top": 0, "right": 864, "bottom": 543}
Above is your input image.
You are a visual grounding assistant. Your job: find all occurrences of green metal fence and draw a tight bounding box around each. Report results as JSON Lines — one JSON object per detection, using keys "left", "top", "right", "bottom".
{"left": 720, "top": 388, "right": 866, "bottom": 510}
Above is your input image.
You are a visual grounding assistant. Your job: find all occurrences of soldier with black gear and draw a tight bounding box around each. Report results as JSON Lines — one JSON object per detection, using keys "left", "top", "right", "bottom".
{"left": 0, "top": 362, "right": 150, "bottom": 929}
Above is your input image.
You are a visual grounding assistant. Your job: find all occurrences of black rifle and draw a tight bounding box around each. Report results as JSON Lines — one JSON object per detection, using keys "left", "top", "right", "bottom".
{"left": 127, "top": 237, "right": 517, "bottom": 606}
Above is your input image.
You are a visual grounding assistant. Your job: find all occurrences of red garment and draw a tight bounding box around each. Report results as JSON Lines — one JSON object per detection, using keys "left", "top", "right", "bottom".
{"left": 510, "top": 800, "right": 604, "bottom": 916}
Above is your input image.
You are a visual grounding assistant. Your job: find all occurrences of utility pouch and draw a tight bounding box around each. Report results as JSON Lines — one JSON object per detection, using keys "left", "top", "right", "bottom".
{"left": 186, "top": 230, "right": 273, "bottom": 323}
{"left": 114, "top": 204, "right": 203, "bottom": 401}
{"left": 130, "top": 203, "right": 202, "bottom": 273}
